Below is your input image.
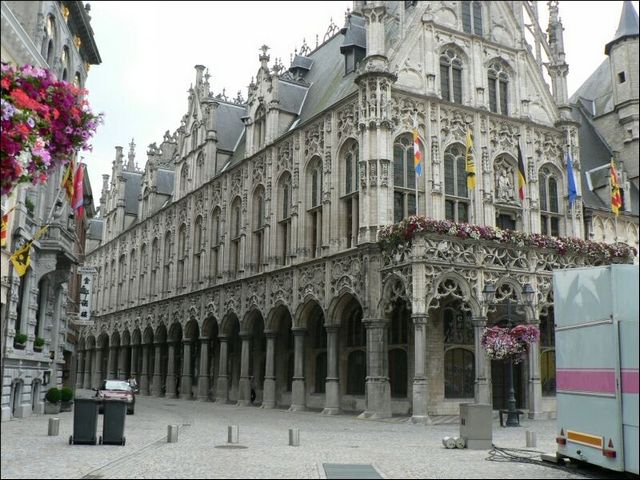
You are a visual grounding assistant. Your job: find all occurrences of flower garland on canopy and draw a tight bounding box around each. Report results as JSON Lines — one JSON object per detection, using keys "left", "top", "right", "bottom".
{"left": 1, "top": 63, "right": 103, "bottom": 196}
{"left": 481, "top": 324, "right": 540, "bottom": 364}
{"left": 378, "top": 215, "right": 637, "bottom": 261}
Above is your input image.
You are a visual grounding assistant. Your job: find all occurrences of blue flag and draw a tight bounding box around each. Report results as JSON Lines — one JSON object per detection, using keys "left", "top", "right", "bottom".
{"left": 566, "top": 152, "right": 577, "bottom": 208}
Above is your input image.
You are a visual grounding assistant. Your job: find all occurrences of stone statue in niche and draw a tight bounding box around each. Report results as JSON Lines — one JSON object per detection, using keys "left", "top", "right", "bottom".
{"left": 496, "top": 167, "right": 514, "bottom": 201}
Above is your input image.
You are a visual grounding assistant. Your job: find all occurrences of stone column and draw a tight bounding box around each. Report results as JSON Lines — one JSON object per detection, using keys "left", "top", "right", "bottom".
{"left": 411, "top": 314, "right": 431, "bottom": 424}
{"left": 83, "top": 349, "right": 92, "bottom": 389}
{"left": 215, "top": 337, "right": 229, "bottom": 404}
{"left": 322, "top": 326, "right": 340, "bottom": 415}
{"left": 198, "top": 338, "right": 210, "bottom": 401}
{"left": 181, "top": 340, "right": 193, "bottom": 400}
{"left": 92, "top": 348, "right": 103, "bottom": 388}
{"left": 151, "top": 343, "right": 163, "bottom": 396}
{"left": 140, "top": 344, "right": 150, "bottom": 395}
{"left": 130, "top": 346, "right": 138, "bottom": 383}
{"left": 262, "top": 332, "right": 277, "bottom": 409}
{"left": 107, "top": 346, "right": 117, "bottom": 379}
{"left": 166, "top": 341, "right": 177, "bottom": 398}
{"left": 528, "top": 317, "right": 543, "bottom": 419}
{"left": 473, "top": 316, "right": 491, "bottom": 405}
{"left": 361, "top": 319, "right": 391, "bottom": 419}
{"left": 289, "top": 328, "right": 307, "bottom": 412}
{"left": 237, "top": 333, "right": 251, "bottom": 406}
{"left": 75, "top": 350, "right": 84, "bottom": 390}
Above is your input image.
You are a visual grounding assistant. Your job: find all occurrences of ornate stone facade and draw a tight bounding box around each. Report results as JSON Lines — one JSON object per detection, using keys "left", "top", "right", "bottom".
{"left": 80, "top": 1, "right": 637, "bottom": 421}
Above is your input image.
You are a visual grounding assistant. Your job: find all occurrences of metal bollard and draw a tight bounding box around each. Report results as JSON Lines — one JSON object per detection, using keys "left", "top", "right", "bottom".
{"left": 167, "top": 424, "right": 179, "bottom": 443}
{"left": 228, "top": 425, "right": 239, "bottom": 444}
{"left": 526, "top": 430, "right": 537, "bottom": 448}
{"left": 289, "top": 428, "right": 300, "bottom": 447}
{"left": 48, "top": 417, "right": 60, "bottom": 436}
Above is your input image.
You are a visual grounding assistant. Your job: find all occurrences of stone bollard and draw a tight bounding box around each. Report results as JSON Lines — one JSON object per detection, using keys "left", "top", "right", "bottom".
{"left": 442, "top": 436, "right": 456, "bottom": 449}
{"left": 289, "top": 428, "right": 300, "bottom": 447}
{"left": 228, "top": 425, "right": 239, "bottom": 444}
{"left": 454, "top": 437, "right": 466, "bottom": 449}
{"left": 526, "top": 430, "right": 537, "bottom": 448}
{"left": 167, "top": 424, "right": 179, "bottom": 443}
{"left": 48, "top": 417, "right": 60, "bottom": 436}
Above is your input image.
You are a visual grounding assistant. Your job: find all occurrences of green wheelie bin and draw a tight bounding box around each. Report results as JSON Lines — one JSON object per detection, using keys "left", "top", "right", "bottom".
{"left": 100, "top": 398, "right": 127, "bottom": 446}
{"left": 69, "top": 397, "right": 100, "bottom": 445}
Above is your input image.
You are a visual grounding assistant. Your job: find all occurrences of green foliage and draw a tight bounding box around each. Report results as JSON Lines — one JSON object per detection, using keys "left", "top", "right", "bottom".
{"left": 34, "top": 336, "right": 45, "bottom": 347}
{"left": 45, "top": 387, "right": 61, "bottom": 403}
{"left": 24, "top": 197, "right": 35, "bottom": 216}
{"left": 14, "top": 332, "right": 27, "bottom": 344}
{"left": 60, "top": 387, "right": 73, "bottom": 402}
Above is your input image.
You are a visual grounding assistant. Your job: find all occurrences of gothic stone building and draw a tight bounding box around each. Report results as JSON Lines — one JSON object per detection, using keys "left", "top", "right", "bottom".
{"left": 80, "top": 1, "right": 638, "bottom": 422}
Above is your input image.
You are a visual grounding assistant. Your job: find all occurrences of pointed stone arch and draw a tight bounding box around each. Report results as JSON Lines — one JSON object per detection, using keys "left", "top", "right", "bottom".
{"left": 426, "top": 272, "right": 480, "bottom": 317}
{"left": 294, "top": 298, "right": 325, "bottom": 329}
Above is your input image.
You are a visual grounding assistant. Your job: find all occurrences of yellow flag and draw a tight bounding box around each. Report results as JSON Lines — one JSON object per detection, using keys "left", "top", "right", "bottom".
{"left": 9, "top": 225, "right": 48, "bottom": 277}
{"left": 10, "top": 241, "right": 32, "bottom": 276}
{"left": 465, "top": 128, "right": 476, "bottom": 190}
{"left": 62, "top": 158, "right": 75, "bottom": 204}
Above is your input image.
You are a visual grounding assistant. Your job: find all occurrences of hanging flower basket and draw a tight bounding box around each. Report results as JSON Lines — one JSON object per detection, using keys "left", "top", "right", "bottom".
{"left": 481, "top": 324, "right": 539, "bottom": 364}
{"left": 1, "top": 63, "right": 103, "bottom": 197}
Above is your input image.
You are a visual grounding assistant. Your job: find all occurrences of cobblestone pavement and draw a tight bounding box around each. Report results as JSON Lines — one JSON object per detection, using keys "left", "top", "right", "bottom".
{"left": 1, "top": 391, "right": 599, "bottom": 479}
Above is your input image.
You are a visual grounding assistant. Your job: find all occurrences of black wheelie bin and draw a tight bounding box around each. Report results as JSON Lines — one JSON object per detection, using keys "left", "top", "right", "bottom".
{"left": 69, "top": 397, "right": 100, "bottom": 445}
{"left": 100, "top": 398, "right": 127, "bottom": 446}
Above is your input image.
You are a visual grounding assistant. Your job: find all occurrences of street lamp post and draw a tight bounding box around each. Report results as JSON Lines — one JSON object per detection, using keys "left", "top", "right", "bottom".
{"left": 482, "top": 282, "right": 536, "bottom": 427}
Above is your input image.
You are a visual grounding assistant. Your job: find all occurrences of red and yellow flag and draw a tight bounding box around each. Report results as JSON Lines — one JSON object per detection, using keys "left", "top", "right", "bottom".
{"left": 610, "top": 159, "right": 623, "bottom": 216}
{"left": 62, "top": 158, "right": 75, "bottom": 204}
{"left": 9, "top": 225, "right": 48, "bottom": 276}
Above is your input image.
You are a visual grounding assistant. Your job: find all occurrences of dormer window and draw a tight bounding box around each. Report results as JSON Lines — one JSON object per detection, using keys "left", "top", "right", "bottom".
{"left": 254, "top": 105, "right": 266, "bottom": 151}
{"left": 180, "top": 163, "right": 189, "bottom": 194}
{"left": 340, "top": 14, "right": 366, "bottom": 75}
{"left": 462, "top": 1, "right": 483, "bottom": 36}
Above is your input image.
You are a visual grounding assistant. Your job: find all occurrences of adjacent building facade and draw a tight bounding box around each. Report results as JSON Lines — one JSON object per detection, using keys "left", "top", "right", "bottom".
{"left": 80, "top": 1, "right": 637, "bottom": 422}
{"left": 1, "top": 0, "right": 101, "bottom": 420}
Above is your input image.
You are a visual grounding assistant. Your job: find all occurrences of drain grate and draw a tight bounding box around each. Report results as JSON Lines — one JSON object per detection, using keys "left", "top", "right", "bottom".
{"left": 163, "top": 403, "right": 178, "bottom": 407}
{"left": 323, "top": 464, "right": 382, "bottom": 479}
{"left": 214, "top": 444, "right": 248, "bottom": 449}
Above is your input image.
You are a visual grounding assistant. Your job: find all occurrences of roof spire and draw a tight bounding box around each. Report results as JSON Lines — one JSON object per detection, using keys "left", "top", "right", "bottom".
{"left": 605, "top": 1, "right": 639, "bottom": 54}
{"left": 127, "top": 138, "right": 136, "bottom": 171}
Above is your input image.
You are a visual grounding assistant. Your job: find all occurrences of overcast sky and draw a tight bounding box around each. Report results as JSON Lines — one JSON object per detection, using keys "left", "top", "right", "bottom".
{"left": 83, "top": 1, "right": 639, "bottom": 204}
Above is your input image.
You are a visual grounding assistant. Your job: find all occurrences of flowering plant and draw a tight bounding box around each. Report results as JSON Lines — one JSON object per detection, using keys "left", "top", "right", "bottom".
{"left": 481, "top": 324, "right": 540, "bottom": 363}
{"left": 378, "top": 215, "right": 637, "bottom": 261}
{"left": 1, "top": 62, "right": 103, "bottom": 196}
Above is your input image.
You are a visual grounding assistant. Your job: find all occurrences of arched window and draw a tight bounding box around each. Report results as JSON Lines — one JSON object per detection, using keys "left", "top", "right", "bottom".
{"left": 440, "top": 47, "right": 463, "bottom": 104}
{"left": 540, "top": 307, "right": 556, "bottom": 396}
{"left": 139, "top": 244, "right": 147, "bottom": 300}
{"left": 196, "top": 153, "right": 205, "bottom": 185}
{"left": 488, "top": 61, "right": 509, "bottom": 115}
{"left": 191, "top": 124, "right": 198, "bottom": 152}
{"left": 342, "top": 141, "right": 359, "bottom": 248}
{"left": 307, "top": 157, "right": 323, "bottom": 258}
{"left": 444, "top": 348, "right": 475, "bottom": 398}
{"left": 254, "top": 105, "right": 266, "bottom": 151}
{"left": 539, "top": 166, "right": 561, "bottom": 237}
{"left": 74, "top": 72, "right": 82, "bottom": 88}
{"left": 128, "top": 249, "right": 136, "bottom": 305}
{"left": 444, "top": 144, "right": 470, "bottom": 222}
{"left": 42, "top": 15, "right": 56, "bottom": 65}
{"left": 461, "top": 1, "right": 483, "bottom": 35}
{"left": 210, "top": 208, "right": 222, "bottom": 280}
{"left": 252, "top": 187, "right": 265, "bottom": 273}
{"left": 150, "top": 238, "right": 159, "bottom": 297}
{"left": 177, "top": 224, "right": 187, "bottom": 288}
{"left": 162, "top": 232, "right": 172, "bottom": 293}
{"left": 277, "top": 173, "right": 292, "bottom": 266}
{"left": 110, "top": 259, "right": 116, "bottom": 306}
{"left": 444, "top": 303, "right": 474, "bottom": 398}
{"left": 117, "top": 255, "right": 126, "bottom": 305}
{"left": 230, "top": 197, "right": 242, "bottom": 277}
{"left": 393, "top": 134, "right": 418, "bottom": 222}
{"left": 346, "top": 308, "right": 365, "bottom": 347}
{"left": 193, "top": 216, "right": 203, "bottom": 284}
{"left": 180, "top": 163, "right": 189, "bottom": 194}
{"left": 61, "top": 46, "right": 70, "bottom": 81}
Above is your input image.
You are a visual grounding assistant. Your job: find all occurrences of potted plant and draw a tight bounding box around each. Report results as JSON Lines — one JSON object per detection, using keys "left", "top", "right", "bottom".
{"left": 44, "top": 387, "right": 61, "bottom": 414}
{"left": 13, "top": 332, "right": 27, "bottom": 350}
{"left": 60, "top": 387, "right": 74, "bottom": 412}
{"left": 33, "top": 336, "right": 45, "bottom": 352}
{"left": 24, "top": 197, "right": 35, "bottom": 217}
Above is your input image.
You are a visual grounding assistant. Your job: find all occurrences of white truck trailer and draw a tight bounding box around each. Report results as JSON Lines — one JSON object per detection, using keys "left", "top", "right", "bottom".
{"left": 553, "top": 264, "right": 638, "bottom": 474}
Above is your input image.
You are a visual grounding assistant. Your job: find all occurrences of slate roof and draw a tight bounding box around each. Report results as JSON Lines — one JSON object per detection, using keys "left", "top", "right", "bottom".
{"left": 122, "top": 171, "right": 142, "bottom": 214}
{"left": 156, "top": 169, "right": 174, "bottom": 196}
{"left": 215, "top": 102, "right": 246, "bottom": 152}
{"left": 569, "top": 59, "right": 613, "bottom": 117}
{"left": 88, "top": 218, "right": 104, "bottom": 240}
